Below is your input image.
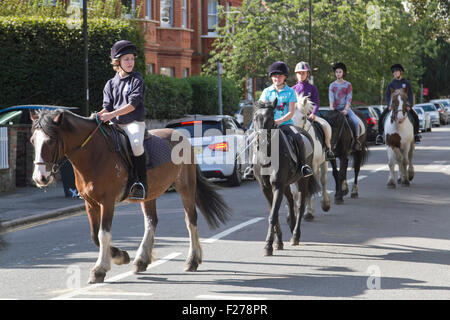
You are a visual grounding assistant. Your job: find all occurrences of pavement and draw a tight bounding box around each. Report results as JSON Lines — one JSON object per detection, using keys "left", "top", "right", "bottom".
{"left": 0, "top": 182, "right": 85, "bottom": 232}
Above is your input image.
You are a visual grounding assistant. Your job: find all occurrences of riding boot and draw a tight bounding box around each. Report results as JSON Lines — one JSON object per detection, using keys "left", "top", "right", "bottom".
{"left": 414, "top": 134, "right": 421, "bottom": 143}
{"left": 129, "top": 154, "right": 148, "bottom": 200}
{"left": 325, "top": 147, "right": 335, "bottom": 161}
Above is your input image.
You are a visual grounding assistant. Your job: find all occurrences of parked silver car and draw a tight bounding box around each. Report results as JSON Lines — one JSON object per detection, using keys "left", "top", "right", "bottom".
{"left": 415, "top": 103, "right": 440, "bottom": 127}
{"left": 432, "top": 102, "right": 449, "bottom": 125}
{"left": 413, "top": 106, "right": 432, "bottom": 132}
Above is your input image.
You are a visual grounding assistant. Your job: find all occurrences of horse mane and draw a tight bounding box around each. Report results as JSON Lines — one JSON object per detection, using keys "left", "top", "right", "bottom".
{"left": 32, "top": 109, "right": 90, "bottom": 139}
{"left": 323, "top": 109, "right": 344, "bottom": 127}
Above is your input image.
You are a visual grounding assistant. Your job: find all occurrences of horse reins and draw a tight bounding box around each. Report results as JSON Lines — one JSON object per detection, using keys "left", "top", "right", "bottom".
{"left": 34, "top": 113, "right": 105, "bottom": 176}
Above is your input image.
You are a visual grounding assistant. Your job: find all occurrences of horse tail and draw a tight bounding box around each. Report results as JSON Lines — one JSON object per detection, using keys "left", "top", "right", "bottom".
{"left": 306, "top": 174, "right": 321, "bottom": 198}
{"left": 195, "top": 165, "right": 231, "bottom": 229}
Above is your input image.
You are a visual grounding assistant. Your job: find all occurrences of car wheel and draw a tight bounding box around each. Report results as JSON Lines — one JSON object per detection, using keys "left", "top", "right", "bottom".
{"left": 226, "top": 160, "right": 242, "bottom": 187}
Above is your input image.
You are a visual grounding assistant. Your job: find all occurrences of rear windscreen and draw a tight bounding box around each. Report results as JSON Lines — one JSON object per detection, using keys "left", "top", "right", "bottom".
{"left": 167, "top": 121, "right": 223, "bottom": 138}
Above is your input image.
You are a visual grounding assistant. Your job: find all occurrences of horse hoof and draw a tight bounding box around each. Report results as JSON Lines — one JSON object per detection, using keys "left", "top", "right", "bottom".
{"left": 351, "top": 192, "right": 358, "bottom": 198}
{"left": 264, "top": 247, "right": 273, "bottom": 256}
{"left": 184, "top": 262, "right": 199, "bottom": 272}
{"left": 275, "top": 242, "right": 284, "bottom": 250}
{"left": 321, "top": 201, "right": 331, "bottom": 212}
{"left": 133, "top": 260, "right": 148, "bottom": 274}
{"left": 304, "top": 213, "right": 314, "bottom": 221}
{"left": 401, "top": 181, "right": 410, "bottom": 187}
{"left": 113, "top": 250, "right": 130, "bottom": 265}
{"left": 88, "top": 269, "right": 106, "bottom": 284}
{"left": 290, "top": 237, "right": 300, "bottom": 246}
{"left": 387, "top": 182, "right": 396, "bottom": 189}
{"left": 335, "top": 198, "right": 344, "bottom": 205}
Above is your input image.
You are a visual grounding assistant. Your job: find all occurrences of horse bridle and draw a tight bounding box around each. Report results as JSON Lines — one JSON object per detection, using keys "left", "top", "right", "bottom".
{"left": 33, "top": 113, "right": 104, "bottom": 176}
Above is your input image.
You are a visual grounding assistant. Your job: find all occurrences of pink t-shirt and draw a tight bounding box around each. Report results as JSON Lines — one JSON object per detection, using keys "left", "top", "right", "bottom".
{"left": 328, "top": 80, "right": 352, "bottom": 110}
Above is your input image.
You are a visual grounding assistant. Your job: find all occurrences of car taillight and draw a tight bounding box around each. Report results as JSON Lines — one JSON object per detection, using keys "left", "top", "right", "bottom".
{"left": 208, "top": 142, "right": 228, "bottom": 151}
{"left": 181, "top": 120, "right": 202, "bottom": 125}
{"left": 367, "top": 117, "right": 377, "bottom": 125}
{"left": 438, "top": 109, "right": 443, "bottom": 113}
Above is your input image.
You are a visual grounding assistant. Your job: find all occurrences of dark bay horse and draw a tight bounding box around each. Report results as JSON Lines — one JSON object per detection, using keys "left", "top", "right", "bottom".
{"left": 30, "top": 109, "right": 230, "bottom": 283}
{"left": 251, "top": 100, "right": 320, "bottom": 256}
{"left": 324, "top": 109, "right": 369, "bottom": 204}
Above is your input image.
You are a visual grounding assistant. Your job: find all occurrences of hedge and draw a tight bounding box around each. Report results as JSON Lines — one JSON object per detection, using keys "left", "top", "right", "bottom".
{"left": 0, "top": 16, "right": 144, "bottom": 114}
{"left": 185, "top": 76, "right": 240, "bottom": 116}
{"left": 0, "top": 16, "right": 240, "bottom": 120}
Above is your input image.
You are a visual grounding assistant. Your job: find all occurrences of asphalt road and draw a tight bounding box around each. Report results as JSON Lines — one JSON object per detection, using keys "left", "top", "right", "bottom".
{"left": 1, "top": 126, "right": 450, "bottom": 302}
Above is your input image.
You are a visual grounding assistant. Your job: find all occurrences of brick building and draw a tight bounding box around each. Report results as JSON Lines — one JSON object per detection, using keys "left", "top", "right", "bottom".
{"left": 66, "top": 0, "right": 243, "bottom": 78}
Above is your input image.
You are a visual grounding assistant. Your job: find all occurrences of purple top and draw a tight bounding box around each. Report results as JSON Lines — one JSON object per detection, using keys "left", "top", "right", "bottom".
{"left": 292, "top": 80, "right": 320, "bottom": 114}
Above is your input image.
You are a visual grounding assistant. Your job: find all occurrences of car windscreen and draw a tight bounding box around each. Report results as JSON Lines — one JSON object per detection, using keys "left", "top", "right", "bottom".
{"left": 414, "top": 108, "right": 423, "bottom": 114}
{"left": 0, "top": 110, "right": 22, "bottom": 125}
{"left": 421, "top": 105, "right": 436, "bottom": 112}
{"left": 358, "top": 108, "right": 370, "bottom": 117}
{"left": 167, "top": 120, "right": 223, "bottom": 138}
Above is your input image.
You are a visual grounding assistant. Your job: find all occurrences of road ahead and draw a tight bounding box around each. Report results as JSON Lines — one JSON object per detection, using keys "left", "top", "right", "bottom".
{"left": 1, "top": 126, "right": 450, "bottom": 301}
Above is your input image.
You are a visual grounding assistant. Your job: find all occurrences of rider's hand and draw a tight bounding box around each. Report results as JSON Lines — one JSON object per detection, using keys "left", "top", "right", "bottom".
{"left": 341, "top": 109, "right": 348, "bottom": 115}
{"left": 99, "top": 112, "right": 114, "bottom": 122}
{"left": 274, "top": 119, "right": 282, "bottom": 127}
{"left": 308, "top": 114, "right": 316, "bottom": 121}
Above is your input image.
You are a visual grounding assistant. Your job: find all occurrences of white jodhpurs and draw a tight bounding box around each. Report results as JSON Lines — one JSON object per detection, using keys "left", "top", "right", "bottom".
{"left": 118, "top": 121, "right": 146, "bottom": 156}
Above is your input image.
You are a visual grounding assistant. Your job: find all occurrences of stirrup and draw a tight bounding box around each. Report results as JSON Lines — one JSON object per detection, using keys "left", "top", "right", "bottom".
{"left": 129, "top": 182, "right": 146, "bottom": 200}
{"left": 301, "top": 165, "right": 313, "bottom": 178}
{"left": 243, "top": 166, "right": 254, "bottom": 179}
{"left": 375, "top": 135, "right": 384, "bottom": 145}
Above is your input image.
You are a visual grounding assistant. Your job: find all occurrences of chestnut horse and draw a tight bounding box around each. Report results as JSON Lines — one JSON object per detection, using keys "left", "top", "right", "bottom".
{"left": 30, "top": 109, "right": 230, "bottom": 283}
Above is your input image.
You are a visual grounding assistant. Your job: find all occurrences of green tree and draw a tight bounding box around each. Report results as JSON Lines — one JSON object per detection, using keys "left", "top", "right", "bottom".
{"left": 206, "top": 0, "right": 428, "bottom": 105}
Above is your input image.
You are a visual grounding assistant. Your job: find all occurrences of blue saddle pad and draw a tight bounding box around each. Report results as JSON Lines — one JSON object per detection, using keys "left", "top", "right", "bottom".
{"left": 144, "top": 135, "right": 172, "bottom": 169}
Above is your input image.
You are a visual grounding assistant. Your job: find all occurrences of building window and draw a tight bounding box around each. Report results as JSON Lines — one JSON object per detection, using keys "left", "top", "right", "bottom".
{"left": 208, "top": 0, "right": 218, "bottom": 34}
{"left": 146, "top": 0, "right": 153, "bottom": 20}
{"left": 122, "top": 0, "right": 136, "bottom": 18}
{"left": 160, "top": 67, "right": 175, "bottom": 77}
{"left": 43, "top": 0, "right": 57, "bottom": 5}
{"left": 147, "top": 64, "right": 155, "bottom": 74}
{"left": 160, "top": 0, "right": 173, "bottom": 27}
{"left": 183, "top": 68, "right": 189, "bottom": 78}
{"left": 69, "top": 0, "right": 81, "bottom": 6}
{"left": 182, "top": 0, "right": 188, "bottom": 28}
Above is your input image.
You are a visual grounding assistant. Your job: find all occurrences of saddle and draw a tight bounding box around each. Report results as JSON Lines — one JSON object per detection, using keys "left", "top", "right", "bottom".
{"left": 279, "top": 125, "right": 314, "bottom": 177}
{"left": 100, "top": 123, "right": 172, "bottom": 201}
{"left": 309, "top": 120, "right": 326, "bottom": 150}
{"left": 345, "top": 115, "right": 365, "bottom": 141}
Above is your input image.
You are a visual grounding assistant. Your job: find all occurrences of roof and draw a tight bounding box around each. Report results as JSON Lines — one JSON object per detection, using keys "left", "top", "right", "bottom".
{"left": 0, "top": 105, "right": 78, "bottom": 114}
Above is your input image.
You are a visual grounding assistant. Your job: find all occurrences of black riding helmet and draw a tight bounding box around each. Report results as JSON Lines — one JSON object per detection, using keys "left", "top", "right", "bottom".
{"left": 268, "top": 61, "right": 289, "bottom": 77}
{"left": 391, "top": 63, "right": 405, "bottom": 73}
{"left": 110, "top": 40, "right": 137, "bottom": 60}
{"left": 333, "top": 62, "right": 347, "bottom": 76}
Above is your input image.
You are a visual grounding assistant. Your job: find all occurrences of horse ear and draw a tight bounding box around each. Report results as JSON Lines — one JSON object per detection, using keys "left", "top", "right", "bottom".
{"left": 52, "top": 111, "right": 63, "bottom": 125}
{"left": 29, "top": 110, "right": 38, "bottom": 121}
{"left": 272, "top": 98, "right": 278, "bottom": 109}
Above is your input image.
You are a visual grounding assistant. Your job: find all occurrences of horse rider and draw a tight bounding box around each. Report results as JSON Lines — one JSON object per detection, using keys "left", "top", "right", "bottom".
{"left": 258, "top": 61, "right": 313, "bottom": 177}
{"left": 98, "top": 40, "right": 148, "bottom": 200}
{"left": 292, "top": 61, "right": 335, "bottom": 161}
{"left": 328, "top": 62, "right": 362, "bottom": 151}
{"left": 375, "top": 64, "right": 421, "bottom": 145}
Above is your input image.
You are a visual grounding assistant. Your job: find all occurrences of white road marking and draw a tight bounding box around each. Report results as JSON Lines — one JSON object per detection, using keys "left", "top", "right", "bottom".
{"left": 202, "top": 217, "right": 265, "bottom": 243}
{"left": 52, "top": 218, "right": 265, "bottom": 300}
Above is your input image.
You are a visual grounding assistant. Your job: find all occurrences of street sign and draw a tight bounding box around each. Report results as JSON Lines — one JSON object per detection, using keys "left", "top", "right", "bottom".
{"left": 423, "top": 87, "right": 429, "bottom": 96}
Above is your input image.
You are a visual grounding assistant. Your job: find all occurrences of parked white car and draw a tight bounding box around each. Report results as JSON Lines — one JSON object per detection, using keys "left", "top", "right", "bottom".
{"left": 413, "top": 106, "right": 432, "bottom": 132}
{"left": 166, "top": 115, "right": 251, "bottom": 186}
{"left": 415, "top": 103, "right": 440, "bottom": 127}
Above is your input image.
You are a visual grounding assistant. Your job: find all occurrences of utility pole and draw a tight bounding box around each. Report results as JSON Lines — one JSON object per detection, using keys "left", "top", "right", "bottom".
{"left": 83, "top": 0, "right": 89, "bottom": 116}
{"left": 217, "top": 61, "right": 223, "bottom": 115}
{"left": 309, "top": 0, "right": 312, "bottom": 71}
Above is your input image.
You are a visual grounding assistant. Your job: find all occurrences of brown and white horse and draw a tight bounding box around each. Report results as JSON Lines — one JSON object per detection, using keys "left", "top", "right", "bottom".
{"left": 30, "top": 109, "right": 231, "bottom": 283}
{"left": 384, "top": 88, "right": 415, "bottom": 188}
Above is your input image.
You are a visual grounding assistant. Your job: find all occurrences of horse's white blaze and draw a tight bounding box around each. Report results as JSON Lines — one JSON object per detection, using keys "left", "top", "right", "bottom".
{"left": 32, "top": 129, "right": 52, "bottom": 185}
